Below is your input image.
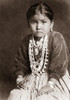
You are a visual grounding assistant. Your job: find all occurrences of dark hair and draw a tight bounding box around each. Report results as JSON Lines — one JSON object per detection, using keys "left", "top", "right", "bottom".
{"left": 26, "top": 2, "right": 54, "bottom": 23}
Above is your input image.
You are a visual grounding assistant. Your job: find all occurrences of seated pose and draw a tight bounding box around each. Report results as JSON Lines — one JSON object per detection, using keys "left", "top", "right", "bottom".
{"left": 7, "top": 2, "right": 70, "bottom": 100}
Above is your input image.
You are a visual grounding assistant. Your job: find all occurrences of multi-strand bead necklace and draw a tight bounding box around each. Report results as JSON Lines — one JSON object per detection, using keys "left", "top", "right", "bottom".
{"left": 29, "top": 34, "right": 49, "bottom": 76}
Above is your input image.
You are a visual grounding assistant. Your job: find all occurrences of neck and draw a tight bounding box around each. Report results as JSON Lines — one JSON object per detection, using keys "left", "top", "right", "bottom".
{"left": 34, "top": 36, "right": 43, "bottom": 41}
{"left": 34, "top": 36, "right": 41, "bottom": 41}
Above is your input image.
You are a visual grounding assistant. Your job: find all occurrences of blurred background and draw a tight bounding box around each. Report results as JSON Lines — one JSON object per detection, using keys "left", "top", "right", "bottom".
{"left": 0, "top": 0, "right": 70, "bottom": 100}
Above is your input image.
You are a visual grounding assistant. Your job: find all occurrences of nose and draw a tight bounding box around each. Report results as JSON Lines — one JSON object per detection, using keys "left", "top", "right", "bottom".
{"left": 36, "top": 22, "right": 42, "bottom": 30}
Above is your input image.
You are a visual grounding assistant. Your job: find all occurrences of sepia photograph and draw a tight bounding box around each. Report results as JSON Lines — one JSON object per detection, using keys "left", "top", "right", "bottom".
{"left": 0, "top": 0, "right": 70, "bottom": 100}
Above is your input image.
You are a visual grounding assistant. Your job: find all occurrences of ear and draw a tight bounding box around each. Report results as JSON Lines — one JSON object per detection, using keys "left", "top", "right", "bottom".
{"left": 50, "top": 20, "right": 54, "bottom": 31}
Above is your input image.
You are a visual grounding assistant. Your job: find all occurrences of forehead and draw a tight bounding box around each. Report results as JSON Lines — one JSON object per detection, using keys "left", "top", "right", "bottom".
{"left": 30, "top": 12, "right": 49, "bottom": 21}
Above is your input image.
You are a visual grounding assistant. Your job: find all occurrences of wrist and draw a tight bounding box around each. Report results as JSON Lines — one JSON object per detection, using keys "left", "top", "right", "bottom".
{"left": 49, "top": 78, "right": 57, "bottom": 84}
{"left": 16, "top": 75, "right": 24, "bottom": 85}
{"left": 47, "top": 81, "right": 55, "bottom": 89}
{"left": 17, "top": 75, "right": 23, "bottom": 78}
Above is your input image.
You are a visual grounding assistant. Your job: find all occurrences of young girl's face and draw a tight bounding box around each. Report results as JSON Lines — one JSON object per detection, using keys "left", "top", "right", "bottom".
{"left": 29, "top": 12, "right": 54, "bottom": 37}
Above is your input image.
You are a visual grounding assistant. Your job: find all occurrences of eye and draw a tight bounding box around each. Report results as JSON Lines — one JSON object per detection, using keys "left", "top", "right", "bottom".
{"left": 30, "top": 19, "right": 37, "bottom": 24}
{"left": 42, "top": 20, "right": 47, "bottom": 24}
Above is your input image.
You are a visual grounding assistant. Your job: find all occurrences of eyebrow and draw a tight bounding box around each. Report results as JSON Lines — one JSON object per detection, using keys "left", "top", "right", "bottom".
{"left": 31, "top": 18, "right": 47, "bottom": 21}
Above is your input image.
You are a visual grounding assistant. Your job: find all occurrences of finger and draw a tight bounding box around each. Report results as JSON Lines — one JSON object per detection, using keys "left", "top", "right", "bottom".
{"left": 17, "top": 81, "right": 23, "bottom": 88}
{"left": 45, "top": 89, "right": 53, "bottom": 94}
{"left": 16, "top": 77, "right": 24, "bottom": 84}
{"left": 38, "top": 87, "right": 53, "bottom": 96}
{"left": 17, "top": 83, "right": 22, "bottom": 88}
{"left": 37, "top": 90, "right": 45, "bottom": 96}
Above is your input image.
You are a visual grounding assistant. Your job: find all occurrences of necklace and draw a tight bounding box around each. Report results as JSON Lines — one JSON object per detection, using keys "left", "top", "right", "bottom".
{"left": 29, "top": 34, "right": 49, "bottom": 75}
{"left": 33, "top": 37, "right": 44, "bottom": 55}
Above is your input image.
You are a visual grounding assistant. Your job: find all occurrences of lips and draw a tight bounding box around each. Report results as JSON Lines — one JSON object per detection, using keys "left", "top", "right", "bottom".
{"left": 36, "top": 31, "right": 43, "bottom": 33}
{"left": 34, "top": 32, "right": 44, "bottom": 37}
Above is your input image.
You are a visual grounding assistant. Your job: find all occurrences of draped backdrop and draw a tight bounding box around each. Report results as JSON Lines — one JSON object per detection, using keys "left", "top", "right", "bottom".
{"left": 0, "top": 0, "right": 70, "bottom": 100}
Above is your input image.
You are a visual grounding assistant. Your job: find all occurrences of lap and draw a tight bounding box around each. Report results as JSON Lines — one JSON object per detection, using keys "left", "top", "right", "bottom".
{"left": 7, "top": 70, "right": 70, "bottom": 100}
{"left": 7, "top": 87, "right": 70, "bottom": 100}
{"left": 7, "top": 88, "right": 29, "bottom": 100}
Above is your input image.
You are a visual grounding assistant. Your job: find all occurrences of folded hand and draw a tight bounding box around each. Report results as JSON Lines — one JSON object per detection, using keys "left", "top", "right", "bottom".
{"left": 16, "top": 76, "right": 25, "bottom": 89}
{"left": 37, "top": 85, "right": 54, "bottom": 96}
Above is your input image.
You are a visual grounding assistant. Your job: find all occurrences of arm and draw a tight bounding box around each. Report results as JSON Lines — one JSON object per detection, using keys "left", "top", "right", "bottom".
{"left": 13, "top": 35, "right": 32, "bottom": 78}
{"left": 37, "top": 32, "right": 69, "bottom": 96}
{"left": 48, "top": 32, "right": 69, "bottom": 83}
{"left": 12, "top": 35, "right": 32, "bottom": 88}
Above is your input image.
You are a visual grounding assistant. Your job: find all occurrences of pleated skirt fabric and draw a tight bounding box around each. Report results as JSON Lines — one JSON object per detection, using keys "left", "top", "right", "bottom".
{"left": 7, "top": 70, "right": 70, "bottom": 100}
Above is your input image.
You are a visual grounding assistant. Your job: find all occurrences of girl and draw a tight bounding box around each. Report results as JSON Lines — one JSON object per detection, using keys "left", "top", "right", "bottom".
{"left": 7, "top": 2, "right": 70, "bottom": 100}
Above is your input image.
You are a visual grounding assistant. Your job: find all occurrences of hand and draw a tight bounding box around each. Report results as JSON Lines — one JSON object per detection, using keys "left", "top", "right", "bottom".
{"left": 16, "top": 75, "right": 24, "bottom": 88}
{"left": 37, "top": 85, "right": 54, "bottom": 96}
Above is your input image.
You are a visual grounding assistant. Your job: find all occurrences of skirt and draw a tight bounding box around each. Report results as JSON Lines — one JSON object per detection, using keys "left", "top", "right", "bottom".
{"left": 7, "top": 70, "right": 70, "bottom": 100}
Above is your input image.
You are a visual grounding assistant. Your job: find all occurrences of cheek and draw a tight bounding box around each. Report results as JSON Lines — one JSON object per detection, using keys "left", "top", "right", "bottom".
{"left": 44, "top": 25, "right": 51, "bottom": 31}
{"left": 43, "top": 26, "right": 51, "bottom": 34}
{"left": 29, "top": 24, "right": 36, "bottom": 32}
{"left": 29, "top": 24, "right": 34, "bottom": 29}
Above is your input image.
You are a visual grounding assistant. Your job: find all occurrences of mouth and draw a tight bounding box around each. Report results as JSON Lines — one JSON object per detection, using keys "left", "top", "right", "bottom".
{"left": 34, "top": 32, "right": 44, "bottom": 37}
{"left": 36, "top": 31, "right": 43, "bottom": 33}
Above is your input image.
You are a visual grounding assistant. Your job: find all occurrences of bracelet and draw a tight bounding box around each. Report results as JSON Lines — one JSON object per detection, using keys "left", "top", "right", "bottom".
{"left": 17, "top": 75, "right": 23, "bottom": 78}
{"left": 48, "top": 81, "right": 55, "bottom": 89}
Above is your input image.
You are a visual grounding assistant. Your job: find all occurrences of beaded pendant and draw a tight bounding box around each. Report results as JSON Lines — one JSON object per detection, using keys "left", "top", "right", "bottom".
{"left": 34, "top": 47, "right": 39, "bottom": 55}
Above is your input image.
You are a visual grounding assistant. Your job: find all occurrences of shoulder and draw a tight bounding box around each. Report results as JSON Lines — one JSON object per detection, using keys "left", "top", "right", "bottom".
{"left": 22, "top": 34, "right": 32, "bottom": 42}
{"left": 51, "top": 31, "right": 65, "bottom": 44}
{"left": 51, "top": 31, "right": 66, "bottom": 48}
{"left": 21, "top": 34, "right": 32, "bottom": 45}
{"left": 18, "top": 34, "right": 32, "bottom": 50}
{"left": 52, "top": 31, "right": 64, "bottom": 40}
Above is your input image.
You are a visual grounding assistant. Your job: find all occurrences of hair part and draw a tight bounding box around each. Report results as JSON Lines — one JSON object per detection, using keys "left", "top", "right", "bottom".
{"left": 26, "top": 2, "right": 54, "bottom": 24}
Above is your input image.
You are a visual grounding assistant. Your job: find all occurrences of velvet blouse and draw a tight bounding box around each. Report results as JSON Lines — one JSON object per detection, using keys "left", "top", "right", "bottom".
{"left": 13, "top": 31, "right": 69, "bottom": 80}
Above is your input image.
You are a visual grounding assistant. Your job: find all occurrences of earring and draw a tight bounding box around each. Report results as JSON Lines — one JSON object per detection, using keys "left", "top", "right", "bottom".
{"left": 50, "top": 27, "right": 53, "bottom": 32}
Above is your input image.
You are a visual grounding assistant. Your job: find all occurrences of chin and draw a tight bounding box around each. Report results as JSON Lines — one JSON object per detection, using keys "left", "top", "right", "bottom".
{"left": 34, "top": 34, "right": 45, "bottom": 38}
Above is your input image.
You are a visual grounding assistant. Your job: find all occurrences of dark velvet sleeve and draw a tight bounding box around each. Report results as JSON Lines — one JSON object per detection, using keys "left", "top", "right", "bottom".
{"left": 49, "top": 32, "right": 69, "bottom": 80}
{"left": 13, "top": 35, "right": 32, "bottom": 77}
